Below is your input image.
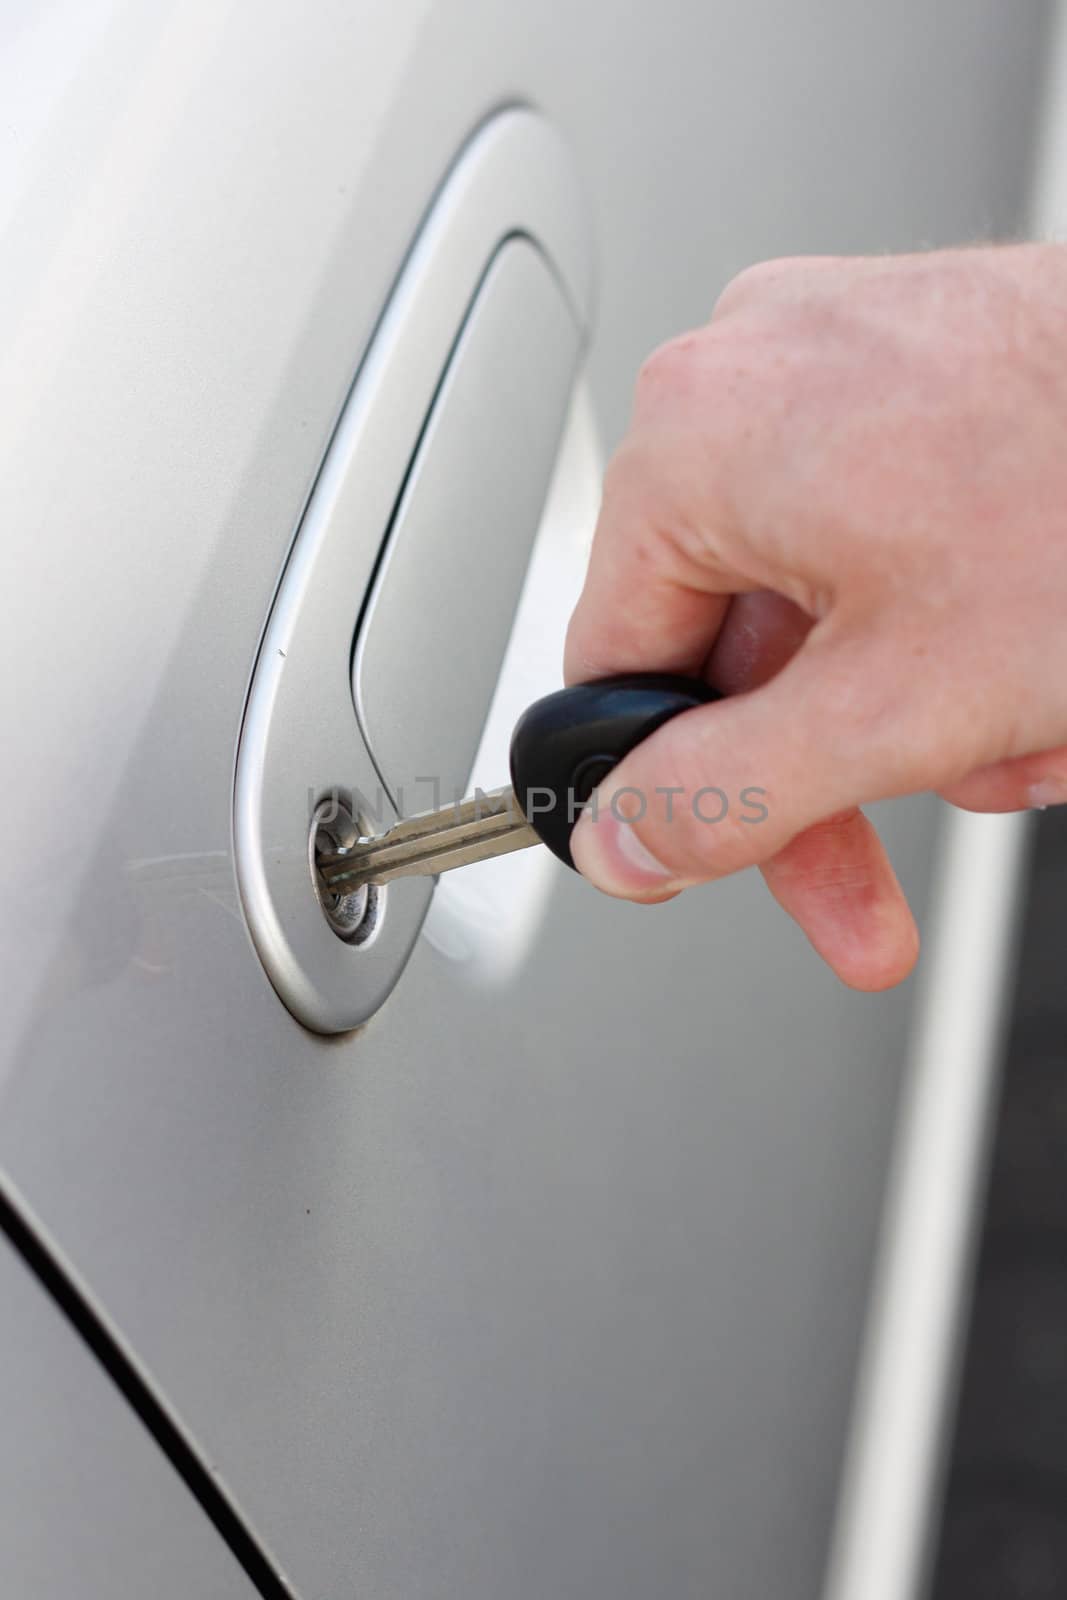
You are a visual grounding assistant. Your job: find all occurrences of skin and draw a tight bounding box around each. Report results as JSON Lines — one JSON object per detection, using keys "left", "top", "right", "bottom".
{"left": 564, "top": 245, "right": 1067, "bottom": 991}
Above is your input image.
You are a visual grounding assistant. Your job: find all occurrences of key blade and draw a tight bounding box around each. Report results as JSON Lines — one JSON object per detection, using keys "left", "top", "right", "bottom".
{"left": 360, "top": 815, "right": 540, "bottom": 885}
{"left": 317, "top": 785, "right": 539, "bottom": 892}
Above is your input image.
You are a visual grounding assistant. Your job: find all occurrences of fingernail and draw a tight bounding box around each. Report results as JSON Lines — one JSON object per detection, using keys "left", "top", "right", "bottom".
{"left": 1029, "top": 778, "right": 1067, "bottom": 811}
{"left": 571, "top": 810, "right": 676, "bottom": 895}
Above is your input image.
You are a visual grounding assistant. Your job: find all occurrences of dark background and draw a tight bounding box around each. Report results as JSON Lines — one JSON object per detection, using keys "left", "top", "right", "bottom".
{"left": 933, "top": 806, "right": 1067, "bottom": 1597}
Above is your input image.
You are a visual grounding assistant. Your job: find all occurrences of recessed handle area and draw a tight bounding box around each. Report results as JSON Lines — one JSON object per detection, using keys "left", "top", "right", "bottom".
{"left": 352, "top": 237, "right": 581, "bottom": 811}
{"left": 233, "top": 111, "right": 591, "bottom": 1033}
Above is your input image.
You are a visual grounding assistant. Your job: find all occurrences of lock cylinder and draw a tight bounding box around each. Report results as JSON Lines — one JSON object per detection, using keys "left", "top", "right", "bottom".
{"left": 309, "top": 799, "right": 381, "bottom": 945}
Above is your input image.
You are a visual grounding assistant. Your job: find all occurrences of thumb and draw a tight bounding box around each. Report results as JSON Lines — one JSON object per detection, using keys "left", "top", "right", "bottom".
{"left": 570, "top": 640, "right": 923, "bottom": 896}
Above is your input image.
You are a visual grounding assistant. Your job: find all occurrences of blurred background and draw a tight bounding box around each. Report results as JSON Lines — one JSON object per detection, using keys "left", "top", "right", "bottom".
{"left": 880, "top": 15, "right": 1067, "bottom": 1596}
{"left": 933, "top": 803, "right": 1067, "bottom": 1597}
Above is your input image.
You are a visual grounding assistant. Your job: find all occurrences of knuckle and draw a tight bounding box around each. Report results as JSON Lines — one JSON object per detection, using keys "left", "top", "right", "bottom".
{"left": 599, "top": 441, "right": 638, "bottom": 502}
{"left": 634, "top": 332, "right": 704, "bottom": 411}
{"left": 597, "top": 446, "right": 659, "bottom": 539}
{"left": 713, "top": 258, "right": 792, "bottom": 318}
{"left": 790, "top": 855, "right": 878, "bottom": 899}
{"left": 600, "top": 440, "right": 682, "bottom": 553}
{"left": 713, "top": 253, "right": 840, "bottom": 320}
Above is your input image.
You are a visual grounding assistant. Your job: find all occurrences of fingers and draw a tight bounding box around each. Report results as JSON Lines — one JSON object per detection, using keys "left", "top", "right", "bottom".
{"left": 939, "top": 747, "right": 1067, "bottom": 813}
{"left": 760, "top": 808, "right": 919, "bottom": 991}
{"left": 571, "top": 592, "right": 921, "bottom": 989}
{"left": 563, "top": 440, "right": 736, "bottom": 685}
{"left": 705, "top": 590, "right": 813, "bottom": 693}
{"left": 562, "top": 246, "right": 1067, "bottom": 993}
{"left": 711, "top": 254, "right": 847, "bottom": 321}
{"left": 569, "top": 630, "right": 930, "bottom": 895}
{"left": 705, "top": 594, "right": 917, "bottom": 990}
{"left": 562, "top": 328, "right": 822, "bottom": 687}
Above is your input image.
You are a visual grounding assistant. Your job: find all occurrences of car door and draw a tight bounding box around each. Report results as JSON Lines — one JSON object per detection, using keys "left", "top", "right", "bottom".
{"left": 0, "top": 3, "right": 1051, "bottom": 1597}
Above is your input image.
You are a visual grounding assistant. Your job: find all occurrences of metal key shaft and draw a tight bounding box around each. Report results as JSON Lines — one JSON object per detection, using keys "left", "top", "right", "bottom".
{"left": 316, "top": 675, "right": 719, "bottom": 900}
{"left": 317, "top": 785, "right": 539, "bottom": 895}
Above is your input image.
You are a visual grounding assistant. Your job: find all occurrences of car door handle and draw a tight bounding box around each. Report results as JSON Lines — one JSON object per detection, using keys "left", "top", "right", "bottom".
{"left": 233, "top": 111, "right": 591, "bottom": 1034}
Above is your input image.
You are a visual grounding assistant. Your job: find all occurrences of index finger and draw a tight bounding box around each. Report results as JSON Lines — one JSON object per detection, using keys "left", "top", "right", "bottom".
{"left": 564, "top": 435, "right": 750, "bottom": 685}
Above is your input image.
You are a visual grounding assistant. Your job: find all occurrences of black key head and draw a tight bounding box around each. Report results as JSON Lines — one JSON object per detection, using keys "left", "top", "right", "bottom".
{"left": 509, "top": 674, "right": 721, "bottom": 869}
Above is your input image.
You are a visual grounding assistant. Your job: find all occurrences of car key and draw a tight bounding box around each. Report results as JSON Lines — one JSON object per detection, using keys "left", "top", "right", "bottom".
{"left": 317, "top": 673, "right": 720, "bottom": 896}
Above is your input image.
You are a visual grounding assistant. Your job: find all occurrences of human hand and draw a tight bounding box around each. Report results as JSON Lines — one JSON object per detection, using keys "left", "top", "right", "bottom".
{"left": 565, "top": 246, "right": 1067, "bottom": 989}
